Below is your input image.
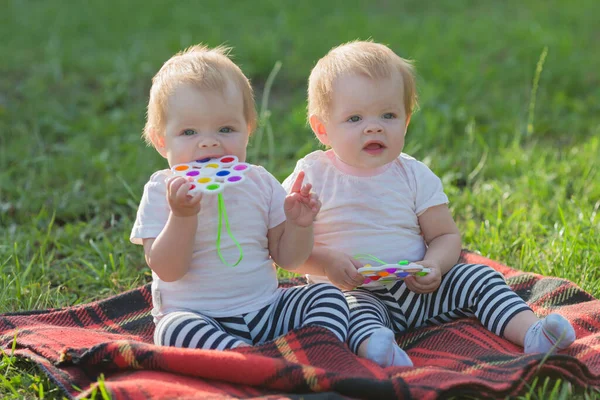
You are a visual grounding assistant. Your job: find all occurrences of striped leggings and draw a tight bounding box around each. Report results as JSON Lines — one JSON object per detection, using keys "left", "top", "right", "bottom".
{"left": 345, "top": 263, "right": 532, "bottom": 352}
{"left": 154, "top": 283, "right": 349, "bottom": 350}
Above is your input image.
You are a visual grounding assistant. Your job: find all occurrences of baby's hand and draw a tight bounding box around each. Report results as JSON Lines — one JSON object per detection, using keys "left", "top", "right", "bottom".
{"left": 403, "top": 260, "right": 442, "bottom": 294}
{"left": 284, "top": 171, "right": 321, "bottom": 227}
{"left": 166, "top": 176, "right": 203, "bottom": 217}
{"left": 324, "top": 250, "right": 365, "bottom": 291}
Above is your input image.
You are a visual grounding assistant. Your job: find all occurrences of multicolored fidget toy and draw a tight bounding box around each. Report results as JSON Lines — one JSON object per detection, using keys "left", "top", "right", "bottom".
{"left": 171, "top": 156, "right": 251, "bottom": 267}
{"left": 171, "top": 155, "right": 251, "bottom": 194}
{"left": 354, "top": 254, "right": 430, "bottom": 284}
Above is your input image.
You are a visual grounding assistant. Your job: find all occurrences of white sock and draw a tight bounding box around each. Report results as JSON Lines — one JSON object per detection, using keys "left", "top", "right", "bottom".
{"left": 524, "top": 313, "right": 576, "bottom": 354}
{"left": 365, "top": 327, "right": 413, "bottom": 367}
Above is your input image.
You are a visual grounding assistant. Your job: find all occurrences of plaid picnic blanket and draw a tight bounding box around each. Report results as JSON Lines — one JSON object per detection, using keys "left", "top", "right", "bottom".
{"left": 1, "top": 251, "right": 599, "bottom": 399}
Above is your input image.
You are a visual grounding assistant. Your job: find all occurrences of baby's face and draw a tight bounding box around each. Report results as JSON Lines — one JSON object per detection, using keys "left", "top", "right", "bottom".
{"left": 319, "top": 73, "right": 408, "bottom": 170}
{"left": 158, "top": 82, "right": 249, "bottom": 167}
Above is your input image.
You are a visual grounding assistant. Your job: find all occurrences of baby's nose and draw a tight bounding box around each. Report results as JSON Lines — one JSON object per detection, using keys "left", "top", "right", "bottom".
{"left": 198, "top": 138, "right": 219, "bottom": 148}
{"left": 364, "top": 125, "right": 383, "bottom": 134}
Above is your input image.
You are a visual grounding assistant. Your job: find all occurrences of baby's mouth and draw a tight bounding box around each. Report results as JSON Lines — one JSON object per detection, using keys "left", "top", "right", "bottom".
{"left": 193, "top": 154, "right": 223, "bottom": 162}
{"left": 363, "top": 141, "right": 386, "bottom": 154}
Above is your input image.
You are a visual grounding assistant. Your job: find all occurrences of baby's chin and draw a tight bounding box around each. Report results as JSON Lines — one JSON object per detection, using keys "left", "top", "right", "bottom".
{"left": 170, "top": 153, "right": 248, "bottom": 166}
{"left": 359, "top": 161, "right": 391, "bottom": 170}
{"left": 359, "top": 152, "right": 397, "bottom": 167}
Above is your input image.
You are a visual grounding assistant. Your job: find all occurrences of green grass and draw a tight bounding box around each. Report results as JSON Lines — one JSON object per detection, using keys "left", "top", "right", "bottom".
{"left": 1, "top": 0, "right": 599, "bottom": 398}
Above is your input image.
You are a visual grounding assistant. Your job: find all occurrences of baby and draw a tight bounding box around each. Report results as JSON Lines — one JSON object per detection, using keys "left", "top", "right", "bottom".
{"left": 131, "top": 44, "right": 349, "bottom": 350}
{"left": 283, "top": 41, "right": 576, "bottom": 367}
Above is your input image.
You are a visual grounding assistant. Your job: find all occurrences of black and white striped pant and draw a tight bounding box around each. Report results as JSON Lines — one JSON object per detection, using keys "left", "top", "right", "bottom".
{"left": 154, "top": 283, "right": 349, "bottom": 350}
{"left": 345, "top": 263, "right": 532, "bottom": 352}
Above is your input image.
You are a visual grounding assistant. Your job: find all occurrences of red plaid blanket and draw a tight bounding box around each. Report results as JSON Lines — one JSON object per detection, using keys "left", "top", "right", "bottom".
{"left": 1, "top": 251, "right": 599, "bottom": 399}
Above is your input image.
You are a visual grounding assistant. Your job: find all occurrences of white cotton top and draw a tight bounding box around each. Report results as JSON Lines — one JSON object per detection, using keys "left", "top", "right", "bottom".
{"left": 131, "top": 165, "right": 287, "bottom": 321}
{"left": 282, "top": 150, "right": 449, "bottom": 285}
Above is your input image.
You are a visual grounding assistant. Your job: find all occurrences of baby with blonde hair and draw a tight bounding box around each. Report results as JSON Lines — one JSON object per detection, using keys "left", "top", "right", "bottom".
{"left": 131, "top": 44, "right": 350, "bottom": 350}
{"left": 143, "top": 44, "right": 257, "bottom": 147}
{"left": 283, "top": 40, "right": 575, "bottom": 367}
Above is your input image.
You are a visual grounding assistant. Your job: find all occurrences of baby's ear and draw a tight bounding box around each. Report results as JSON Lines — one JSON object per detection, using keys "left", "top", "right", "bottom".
{"left": 404, "top": 114, "right": 411, "bottom": 135}
{"left": 148, "top": 128, "right": 168, "bottom": 158}
{"left": 309, "top": 115, "right": 330, "bottom": 146}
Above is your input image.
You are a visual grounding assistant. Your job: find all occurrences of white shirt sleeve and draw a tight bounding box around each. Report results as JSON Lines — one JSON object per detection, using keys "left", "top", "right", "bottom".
{"left": 130, "top": 171, "right": 171, "bottom": 245}
{"left": 412, "top": 161, "right": 449, "bottom": 216}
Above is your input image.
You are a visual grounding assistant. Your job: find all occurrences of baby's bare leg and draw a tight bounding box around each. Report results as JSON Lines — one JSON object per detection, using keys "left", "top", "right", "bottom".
{"left": 502, "top": 309, "right": 539, "bottom": 346}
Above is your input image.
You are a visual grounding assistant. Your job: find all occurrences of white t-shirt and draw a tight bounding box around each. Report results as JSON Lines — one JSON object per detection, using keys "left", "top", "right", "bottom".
{"left": 282, "top": 150, "right": 449, "bottom": 285}
{"left": 131, "top": 165, "right": 287, "bottom": 321}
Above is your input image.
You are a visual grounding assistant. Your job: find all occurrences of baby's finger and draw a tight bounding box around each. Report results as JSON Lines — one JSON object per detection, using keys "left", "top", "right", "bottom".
{"left": 406, "top": 277, "right": 436, "bottom": 294}
{"left": 285, "top": 192, "right": 302, "bottom": 207}
{"left": 403, "top": 276, "right": 420, "bottom": 292}
{"left": 350, "top": 274, "right": 365, "bottom": 287}
{"left": 300, "top": 183, "right": 312, "bottom": 197}
{"left": 349, "top": 258, "right": 364, "bottom": 270}
{"left": 343, "top": 274, "right": 361, "bottom": 290}
{"left": 413, "top": 274, "right": 436, "bottom": 286}
{"left": 293, "top": 192, "right": 310, "bottom": 205}
{"left": 307, "top": 193, "right": 319, "bottom": 204}
{"left": 346, "top": 267, "right": 365, "bottom": 286}
{"left": 188, "top": 191, "right": 203, "bottom": 205}
{"left": 175, "top": 181, "right": 191, "bottom": 201}
{"left": 290, "top": 171, "right": 305, "bottom": 193}
{"left": 168, "top": 180, "right": 186, "bottom": 203}
{"left": 168, "top": 176, "right": 185, "bottom": 193}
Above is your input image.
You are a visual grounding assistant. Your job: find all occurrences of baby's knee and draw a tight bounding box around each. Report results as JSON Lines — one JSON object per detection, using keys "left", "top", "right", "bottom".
{"left": 477, "top": 264, "right": 506, "bottom": 282}
{"left": 311, "top": 282, "right": 346, "bottom": 299}
{"left": 309, "top": 283, "right": 349, "bottom": 308}
{"left": 453, "top": 263, "right": 506, "bottom": 283}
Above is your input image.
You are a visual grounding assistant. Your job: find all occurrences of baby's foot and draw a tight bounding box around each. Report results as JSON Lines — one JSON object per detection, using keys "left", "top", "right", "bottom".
{"left": 365, "top": 327, "right": 413, "bottom": 367}
{"left": 524, "top": 313, "right": 576, "bottom": 354}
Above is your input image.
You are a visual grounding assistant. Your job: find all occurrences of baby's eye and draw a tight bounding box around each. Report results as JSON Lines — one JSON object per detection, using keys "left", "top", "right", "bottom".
{"left": 347, "top": 115, "right": 361, "bottom": 123}
{"left": 382, "top": 113, "right": 397, "bottom": 119}
{"left": 182, "top": 129, "right": 197, "bottom": 136}
{"left": 219, "top": 127, "right": 233, "bottom": 133}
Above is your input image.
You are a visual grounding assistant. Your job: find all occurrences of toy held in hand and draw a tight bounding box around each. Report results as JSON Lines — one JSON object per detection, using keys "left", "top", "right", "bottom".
{"left": 171, "top": 155, "right": 251, "bottom": 267}
{"left": 354, "top": 254, "right": 430, "bottom": 284}
{"left": 171, "top": 156, "right": 251, "bottom": 195}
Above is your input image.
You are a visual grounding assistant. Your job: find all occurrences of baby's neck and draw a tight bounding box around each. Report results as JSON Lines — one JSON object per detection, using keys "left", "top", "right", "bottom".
{"left": 326, "top": 150, "right": 391, "bottom": 177}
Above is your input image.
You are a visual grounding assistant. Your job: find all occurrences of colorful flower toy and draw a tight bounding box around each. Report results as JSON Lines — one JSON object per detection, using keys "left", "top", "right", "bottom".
{"left": 354, "top": 254, "right": 430, "bottom": 285}
{"left": 170, "top": 156, "right": 252, "bottom": 267}
{"left": 171, "top": 155, "right": 251, "bottom": 194}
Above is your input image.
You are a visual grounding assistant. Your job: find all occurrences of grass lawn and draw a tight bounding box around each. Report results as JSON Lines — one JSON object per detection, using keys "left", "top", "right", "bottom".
{"left": 1, "top": 0, "right": 598, "bottom": 398}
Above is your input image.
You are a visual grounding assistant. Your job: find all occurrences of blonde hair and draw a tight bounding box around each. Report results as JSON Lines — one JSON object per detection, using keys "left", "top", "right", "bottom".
{"left": 308, "top": 40, "right": 417, "bottom": 121}
{"left": 143, "top": 44, "right": 257, "bottom": 146}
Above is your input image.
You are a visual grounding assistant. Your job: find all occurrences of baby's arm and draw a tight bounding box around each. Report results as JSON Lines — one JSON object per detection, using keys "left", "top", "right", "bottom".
{"left": 143, "top": 176, "right": 202, "bottom": 282}
{"left": 403, "top": 204, "right": 461, "bottom": 294}
{"left": 268, "top": 221, "right": 313, "bottom": 270}
{"left": 143, "top": 215, "right": 197, "bottom": 282}
{"left": 293, "top": 245, "right": 329, "bottom": 276}
{"left": 280, "top": 165, "right": 363, "bottom": 290}
{"left": 297, "top": 246, "right": 365, "bottom": 291}
{"left": 268, "top": 171, "right": 319, "bottom": 270}
{"left": 419, "top": 204, "right": 462, "bottom": 274}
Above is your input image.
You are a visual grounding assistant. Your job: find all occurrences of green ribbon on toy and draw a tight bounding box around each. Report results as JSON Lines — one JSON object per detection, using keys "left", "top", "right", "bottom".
{"left": 216, "top": 192, "right": 243, "bottom": 267}
{"left": 353, "top": 254, "right": 409, "bottom": 266}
